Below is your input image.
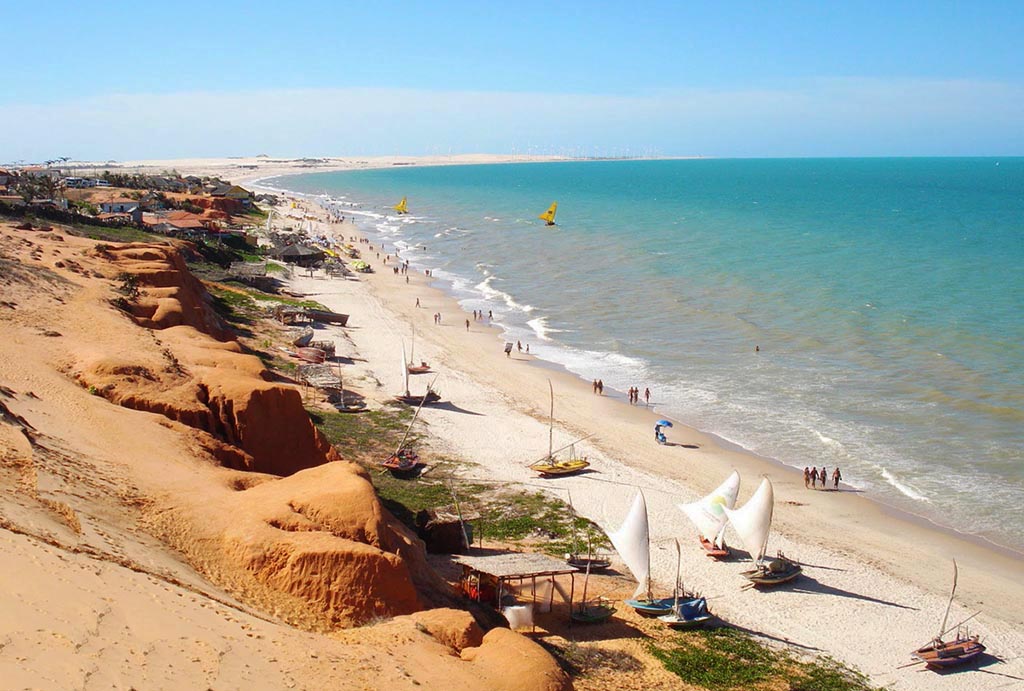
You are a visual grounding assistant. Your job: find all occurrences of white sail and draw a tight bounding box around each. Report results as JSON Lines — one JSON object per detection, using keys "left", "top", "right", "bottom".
{"left": 401, "top": 342, "right": 410, "bottom": 395}
{"left": 607, "top": 491, "right": 650, "bottom": 598}
{"left": 679, "top": 470, "right": 740, "bottom": 548}
{"left": 722, "top": 477, "right": 774, "bottom": 563}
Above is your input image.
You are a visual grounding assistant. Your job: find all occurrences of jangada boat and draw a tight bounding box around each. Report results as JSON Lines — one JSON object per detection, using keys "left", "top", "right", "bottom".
{"left": 406, "top": 326, "right": 431, "bottom": 374}
{"left": 911, "top": 561, "right": 986, "bottom": 669}
{"left": 394, "top": 196, "right": 408, "bottom": 215}
{"left": 679, "top": 470, "right": 741, "bottom": 559}
{"left": 394, "top": 342, "right": 441, "bottom": 406}
{"left": 565, "top": 491, "right": 612, "bottom": 572}
{"left": 381, "top": 385, "right": 429, "bottom": 478}
{"left": 658, "top": 540, "right": 713, "bottom": 630}
{"left": 570, "top": 561, "right": 615, "bottom": 625}
{"left": 607, "top": 492, "right": 699, "bottom": 617}
{"left": 723, "top": 477, "right": 802, "bottom": 586}
{"left": 526, "top": 381, "right": 591, "bottom": 478}
{"left": 295, "top": 347, "right": 327, "bottom": 364}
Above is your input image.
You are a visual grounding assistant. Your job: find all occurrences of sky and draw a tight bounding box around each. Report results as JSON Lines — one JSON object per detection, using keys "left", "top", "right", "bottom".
{"left": 2, "top": 0, "right": 1022, "bottom": 161}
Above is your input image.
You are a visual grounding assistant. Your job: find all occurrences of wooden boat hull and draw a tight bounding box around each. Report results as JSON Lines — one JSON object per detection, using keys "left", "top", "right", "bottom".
{"left": 571, "top": 601, "right": 616, "bottom": 624}
{"left": 742, "top": 558, "right": 802, "bottom": 586}
{"left": 657, "top": 597, "right": 712, "bottom": 630}
{"left": 291, "top": 327, "right": 314, "bottom": 347}
{"left": 394, "top": 391, "right": 441, "bottom": 406}
{"left": 381, "top": 450, "right": 421, "bottom": 477}
{"left": 626, "top": 596, "right": 701, "bottom": 617}
{"left": 567, "top": 556, "right": 611, "bottom": 572}
{"left": 304, "top": 309, "right": 349, "bottom": 326}
{"left": 699, "top": 536, "right": 730, "bottom": 559}
{"left": 529, "top": 459, "right": 590, "bottom": 477}
{"left": 913, "top": 637, "right": 986, "bottom": 668}
{"left": 407, "top": 364, "right": 431, "bottom": 375}
{"left": 295, "top": 347, "right": 327, "bottom": 363}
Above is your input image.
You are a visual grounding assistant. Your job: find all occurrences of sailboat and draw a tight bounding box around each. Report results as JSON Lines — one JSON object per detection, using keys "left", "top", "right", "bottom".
{"left": 722, "top": 477, "right": 801, "bottom": 586}
{"left": 394, "top": 197, "right": 408, "bottom": 214}
{"left": 679, "top": 471, "right": 741, "bottom": 559}
{"left": 394, "top": 342, "right": 441, "bottom": 405}
{"left": 570, "top": 559, "right": 616, "bottom": 624}
{"left": 611, "top": 492, "right": 700, "bottom": 616}
{"left": 407, "top": 326, "right": 431, "bottom": 374}
{"left": 527, "top": 381, "right": 590, "bottom": 477}
{"left": 538, "top": 202, "right": 557, "bottom": 226}
{"left": 565, "top": 491, "right": 611, "bottom": 572}
{"left": 658, "top": 540, "right": 712, "bottom": 629}
{"left": 910, "top": 561, "right": 986, "bottom": 668}
{"left": 381, "top": 384, "right": 430, "bottom": 477}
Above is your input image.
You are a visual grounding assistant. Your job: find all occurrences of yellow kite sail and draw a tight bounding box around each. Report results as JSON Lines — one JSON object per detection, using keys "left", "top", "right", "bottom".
{"left": 394, "top": 197, "right": 408, "bottom": 214}
{"left": 538, "top": 201, "right": 557, "bottom": 225}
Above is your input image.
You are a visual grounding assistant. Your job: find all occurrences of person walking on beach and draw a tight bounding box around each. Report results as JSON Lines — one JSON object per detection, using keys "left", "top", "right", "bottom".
{"left": 820, "top": 467, "right": 827, "bottom": 489}
{"left": 810, "top": 467, "right": 819, "bottom": 488}
{"left": 416, "top": 298, "right": 420, "bottom": 308}
{"left": 488, "top": 310, "right": 493, "bottom": 321}
{"left": 517, "top": 340, "right": 522, "bottom": 352}
{"left": 803, "top": 467, "right": 810, "bottom": 488}
{"left": 597, "top": 379, "right": 604, "bottom": 395}
{"left": 832, "top": 467, "right": 842, "bottom": 489}
{"left": 644, "top": 387, "right": 650, "bottom": 405}
{"left": 593, "top": 379, "right": 598, "bottom": 394}
{"left": 465, "top": 319, "right": 470, "bottom": 331}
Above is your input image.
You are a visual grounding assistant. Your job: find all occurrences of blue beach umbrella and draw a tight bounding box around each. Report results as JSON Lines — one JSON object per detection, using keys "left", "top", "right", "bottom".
{"left": 656, "top": 420, "right": 673, "bottom": 428}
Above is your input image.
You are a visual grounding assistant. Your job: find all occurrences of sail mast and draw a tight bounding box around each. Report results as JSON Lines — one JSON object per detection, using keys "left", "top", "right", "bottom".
{"left": 939, "top": 560, "right": 958, "bottom": 640}
{"left": 548, "top": 379, "right": 554, "bottom": 459}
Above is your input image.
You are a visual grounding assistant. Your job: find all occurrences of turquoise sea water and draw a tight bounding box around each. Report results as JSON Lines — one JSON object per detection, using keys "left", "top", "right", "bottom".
{"left": 268, "top": 158, "right": 1024, "bottom": 552}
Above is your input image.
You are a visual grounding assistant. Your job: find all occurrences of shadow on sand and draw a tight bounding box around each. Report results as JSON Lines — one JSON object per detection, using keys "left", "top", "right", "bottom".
{"left": 786, "top": 573, "right": 919, "bottom": 610}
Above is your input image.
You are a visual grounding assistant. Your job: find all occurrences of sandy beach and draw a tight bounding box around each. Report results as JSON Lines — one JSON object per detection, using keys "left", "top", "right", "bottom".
{"left": 261, "top": 183, "right": 1024, "bottom": 690}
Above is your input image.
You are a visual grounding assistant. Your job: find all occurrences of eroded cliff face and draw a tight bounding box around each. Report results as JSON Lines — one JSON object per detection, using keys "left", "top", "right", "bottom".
{"left": 0, "top": 225, "right": 571, "bottom": 689}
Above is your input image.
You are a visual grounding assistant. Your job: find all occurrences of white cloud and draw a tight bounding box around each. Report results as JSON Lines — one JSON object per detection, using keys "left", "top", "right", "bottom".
{"left": 1, "top": 79, "right": 1021, "bottom": 162}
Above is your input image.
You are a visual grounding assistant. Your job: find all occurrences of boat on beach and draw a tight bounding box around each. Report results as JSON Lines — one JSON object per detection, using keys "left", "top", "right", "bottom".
{"left": 679, "top": 470, "right": 740, "bottom": 559}
{"left": 911, "top": 561, "right": 986, "bottom": 669}
{"left": 657, "top": 541, "right": 713, "bottom": 630}
{"left": 394, "top": 343, "right": 442, "bottom": 406}
{"left": 723, "top": 477, "right": 802, "bottom": 587}
{"left": 381, "top": 388, "right": 429, "bottom": 477}
{"left": 608, "top": 491, "right": 701, "bottom": 617}
{"left": 304, "top": 308, "right": 349, "bottom": 326}
{"left": 565, "top": 491, "right": 612, "bottom": 572}
{"left": 407, "top": 326, "right": 431, "bottom": 374}
{"left": 295, "top": 347, "right": 327, "bottom": 363}
{"left": 570, "top": 561, "right": 615, "bottom": 624}
{"left": 291, "top": 326, "right": 314, "bottom": 347}
{"left": 527, "top": 381, "right": 591, "bottom": 477}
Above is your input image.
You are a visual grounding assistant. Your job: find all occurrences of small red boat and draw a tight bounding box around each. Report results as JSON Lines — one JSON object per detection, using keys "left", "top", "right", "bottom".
{"left": 913, "top": 633, "right": 986, "bottom": 668}
{"left": 295, "top": 347, "right": 326, "bottom": 363}
{"left": 699, "top": 535, "right": 731, "bottom": 559}
{"left": 910, "top": 561, "right": 987, "bottom": 670}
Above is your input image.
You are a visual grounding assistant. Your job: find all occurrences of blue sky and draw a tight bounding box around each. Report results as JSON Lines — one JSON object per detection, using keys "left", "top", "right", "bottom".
{"left": 2, "top": 1, "right": 1022, "bottom": 160}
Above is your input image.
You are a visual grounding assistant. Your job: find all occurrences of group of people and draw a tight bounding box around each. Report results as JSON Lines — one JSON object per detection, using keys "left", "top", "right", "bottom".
{"left": 627, "top": 387, "right": 650, "bottom": 405}
{"left": 471, "top": 309, "right": 493, "bottom": 322}
{"left": 804, "top": 466, "right": 842, "bottom": 490}
{"left": 591, "top": 379, "right": 605, "bottom": 394}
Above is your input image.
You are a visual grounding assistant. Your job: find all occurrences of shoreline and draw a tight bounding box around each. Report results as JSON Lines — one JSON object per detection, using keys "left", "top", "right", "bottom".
{"left": 268, "top": 174, "right": 1024, "bottom": 563}
{"left": 160, "top": 159, "right": 1022, "bottom": 688}
{"left": 275, "top": 197, "right": 1023, "bottom": 691}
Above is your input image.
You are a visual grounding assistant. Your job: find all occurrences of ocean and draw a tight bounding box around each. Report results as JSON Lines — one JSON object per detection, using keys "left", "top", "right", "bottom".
{"left": 266, "top": 158, "right": 1024, "bottom": 553}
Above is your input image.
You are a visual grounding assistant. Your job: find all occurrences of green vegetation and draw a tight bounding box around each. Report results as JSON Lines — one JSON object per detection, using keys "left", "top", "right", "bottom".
{"left": 307, "top": 405, "right": 607, "bottom": 549}
{"left": 649, "top": 628, "right": 880, "bottom": 691}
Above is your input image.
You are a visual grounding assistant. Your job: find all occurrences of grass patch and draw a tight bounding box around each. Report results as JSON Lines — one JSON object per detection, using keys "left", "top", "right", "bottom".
{"left": 649, "top": 628, "right": 880, "bottom": 691}
{"left": 69, "top": 224, "right": 163, "bottom": 243}
{"left": 307, "top": 406, "right": 609, "bottom": 548}
{"left": 309, "top": 405, "right": 417, "bottom": 461}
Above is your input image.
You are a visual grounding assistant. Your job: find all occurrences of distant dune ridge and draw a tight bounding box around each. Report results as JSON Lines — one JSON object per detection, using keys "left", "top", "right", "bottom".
{"left": 0, "top": 223, "right": 570, "bottom": 690}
